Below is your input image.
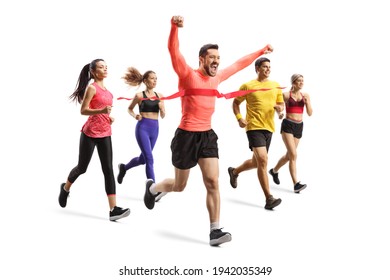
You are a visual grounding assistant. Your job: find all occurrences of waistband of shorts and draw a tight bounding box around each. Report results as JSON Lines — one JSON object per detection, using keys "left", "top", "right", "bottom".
{"left": 285, "top": 117, "right": 303, "bottom": 124}
{"left": 177, "top": 127, "right": 213, "bottom": 134}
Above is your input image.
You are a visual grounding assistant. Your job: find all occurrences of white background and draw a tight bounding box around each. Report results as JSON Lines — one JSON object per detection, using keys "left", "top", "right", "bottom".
{"left": 1, "top": 0, "right": 389, "bottom": 279}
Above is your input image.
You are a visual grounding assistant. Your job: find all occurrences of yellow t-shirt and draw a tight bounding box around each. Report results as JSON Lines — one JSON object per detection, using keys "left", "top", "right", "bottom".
{"left": 236, "top": 80, "right": 283, "bottom": 132}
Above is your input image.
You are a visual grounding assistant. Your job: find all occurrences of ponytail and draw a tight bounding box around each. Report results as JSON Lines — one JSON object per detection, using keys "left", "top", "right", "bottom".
{"left": 122, "top": 67, "right": 143, "bottom": 87}
{"left": 69, "top": 59, "right": 104, "bottom": 104}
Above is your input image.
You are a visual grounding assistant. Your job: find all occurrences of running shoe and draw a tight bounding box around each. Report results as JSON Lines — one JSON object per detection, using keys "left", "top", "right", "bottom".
{"left": 227, "top": 167, "right": 238, "bottom": 188}
{"left": 58, "top": 183, "right": 69, "bottom": 208}
{"left": 117, "top": 163, "right": 126, "bottom": 184}
{"left": 294, "top": 182, "right": 307, "bottom": 193}
{"left": 209, "top": 228, "right": 232, "bottom": 246}
{"left": 268, "top": 169, "right": 280, "bottom": 185}
{"left": 144, "top": 179, "right": 156, "bottom": 209}
{"left": 264, "top": 195, "right": 282, "bottom": 210}
{"left": 109, "top": 206, "right": 130, "bottom": 221}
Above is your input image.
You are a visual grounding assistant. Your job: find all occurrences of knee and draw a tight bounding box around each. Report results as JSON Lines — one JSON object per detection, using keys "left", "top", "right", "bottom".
{"left": 288, "top": 151, "right": 298, "bottom": 161}
{"left": 144, "top": 153, "right": 153, "bottom": 165}
{"left": 204, "top": 176, "right": 219, "bottom": 192}
{"left": 173, "top": 181, "right": 187, "bottom": 192}
{"left": 256, "top": 156, "right": 268, "bottom": 168}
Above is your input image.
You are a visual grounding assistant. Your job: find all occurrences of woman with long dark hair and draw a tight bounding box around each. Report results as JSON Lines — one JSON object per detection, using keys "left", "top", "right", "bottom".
{"left": 58, "top": 59, "right": 130, "bottom": 221}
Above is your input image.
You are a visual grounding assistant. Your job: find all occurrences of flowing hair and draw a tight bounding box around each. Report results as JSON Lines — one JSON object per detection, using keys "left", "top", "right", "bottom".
{"left": 69, "top": 59, "right": 104, "bottom": 103}
{"left": 122, "top": 67, "right": 155, "bottom": 87}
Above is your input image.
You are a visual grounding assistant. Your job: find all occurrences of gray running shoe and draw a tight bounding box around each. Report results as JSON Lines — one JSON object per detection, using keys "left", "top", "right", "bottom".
{"left": 264, "top": 195, "right": 282, "bottom": 210}
{"left": 228, "top": 167, "right": 238, "bottom": 188}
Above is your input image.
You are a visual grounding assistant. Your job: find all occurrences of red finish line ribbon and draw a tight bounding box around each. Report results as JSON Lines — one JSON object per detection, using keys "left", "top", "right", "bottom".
{"left": 117, "top": 87, "right": 285, "bottom": 101}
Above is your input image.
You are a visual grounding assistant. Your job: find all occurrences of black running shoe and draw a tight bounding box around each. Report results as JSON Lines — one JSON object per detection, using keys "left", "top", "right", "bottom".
{"left": 144, "top": 179, "right": 156, "bottom": 210}
{"left": 109, "top": 206, "right": 130, "bottom": 221}
{"left": 209, "top": 228, "right": 232, "bottom": 246}
{"left": 268, "top": 169, "right": 280, "bottom": 185}
{"left": 58, "top": 183, "right": 69, "bottom": 208}
{"left": 117, "top": 163, "right": 126, "bottom": 184}
{"left": 155, "top": 192, "right": 167, "bottom": 202}
{"left": 264, "top": 195, "right": 282, "bottom": 210}
{"left": 228, "top": 167, "right": 238, "bottom": 188}
{"left": 294, "top": 182, "right": 307, "bottom": 193}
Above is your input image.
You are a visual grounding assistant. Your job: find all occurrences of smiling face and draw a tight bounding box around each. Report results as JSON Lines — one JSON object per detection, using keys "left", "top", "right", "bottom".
{"left": 200, "top": 48, "right": 220, "bottom": 77}
{"left": 256, "top": 61, "right": 271, "bottom": 80}
{"left": 293, "top": 76, "right": 304, "bottom": 90}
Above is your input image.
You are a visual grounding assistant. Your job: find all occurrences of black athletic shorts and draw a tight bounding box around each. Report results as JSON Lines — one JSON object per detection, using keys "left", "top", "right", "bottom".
{"left": 246, "top": 129, "right": 272, "bottom": 152}
{"left": 171, "top": 128, "right": 219, "bottom": 169}
{"left": 281, "top": 118, "right": 303, "bottom": 139}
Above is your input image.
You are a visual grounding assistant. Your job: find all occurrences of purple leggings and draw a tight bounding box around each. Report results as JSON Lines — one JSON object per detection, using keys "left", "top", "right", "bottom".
{"left": 125, "top": 118, "right": 159, "bottom": 181}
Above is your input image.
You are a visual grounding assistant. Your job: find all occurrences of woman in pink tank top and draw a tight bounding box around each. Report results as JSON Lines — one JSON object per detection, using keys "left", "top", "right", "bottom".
{"left": 58, "top": 59, "right": 130, "bottom": 221}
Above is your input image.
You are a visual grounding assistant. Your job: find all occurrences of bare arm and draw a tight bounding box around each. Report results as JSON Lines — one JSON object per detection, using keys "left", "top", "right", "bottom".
{"left": 233, "top": 98, "right": 247, "bottom": 128}
{"left": 304, "top": 93, "right": 313, "bottom": 116}
{"left": 158, "top": 93, "right": 166, "bottom": 119}
{"left": 274, "top": 102, "right": 285, "bottom": 119}
{"left": 80, "top": 84, "right": 112, "bottom": 115}
{"left": 128, "top": 93, "right": 142, "bottom": 120}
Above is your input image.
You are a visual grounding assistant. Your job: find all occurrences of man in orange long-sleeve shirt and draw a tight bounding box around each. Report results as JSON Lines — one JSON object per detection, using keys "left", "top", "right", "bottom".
{"left": 143, "top": 15, "right": 273, "bottom": 246}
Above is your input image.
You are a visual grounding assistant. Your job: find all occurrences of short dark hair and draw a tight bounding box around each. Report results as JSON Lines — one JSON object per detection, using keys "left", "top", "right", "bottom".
{"left": 199, "top": 44, "right": 219, "bottom": 57}
{"left": 255, "top": 57, "right": 270, "bottom": 67}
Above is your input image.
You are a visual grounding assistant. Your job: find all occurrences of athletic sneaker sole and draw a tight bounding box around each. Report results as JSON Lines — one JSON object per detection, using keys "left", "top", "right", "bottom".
{"left": 109, "top": 209, "right": 130, "bottom": 221}
{"left": 264, "top": 198, "right": 282, "bottom": 210}
{"left": 294, "top": 184, "right": 307, "bottom": 193}
{"left": 210, "top": 233, "right": 232, "bottom": 246}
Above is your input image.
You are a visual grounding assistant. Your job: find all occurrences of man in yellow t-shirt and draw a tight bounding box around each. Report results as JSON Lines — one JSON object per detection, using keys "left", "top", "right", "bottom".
{"left": 228, "top": 57, "right": 284, "bottom": 210}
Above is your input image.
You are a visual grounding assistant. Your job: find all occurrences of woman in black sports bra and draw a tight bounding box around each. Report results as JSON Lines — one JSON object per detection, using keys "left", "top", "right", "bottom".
{"left": 117, "top": 67, "right": 167, "bottom": 202}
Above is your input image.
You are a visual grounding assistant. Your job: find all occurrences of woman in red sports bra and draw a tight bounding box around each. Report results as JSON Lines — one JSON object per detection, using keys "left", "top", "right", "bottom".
{"left": 268, "top": 74, "right": 313, "bottom": 193}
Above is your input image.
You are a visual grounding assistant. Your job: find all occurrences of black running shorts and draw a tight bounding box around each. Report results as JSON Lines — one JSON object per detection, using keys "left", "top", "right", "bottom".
{"left": 280, "top": 119, "right": 303, "bottom": 139}
{"left": 246, "top": 129, "right": 273, "bottom": 152}
{"left": 171, "top": 128, "right": 219, "bottom": 169}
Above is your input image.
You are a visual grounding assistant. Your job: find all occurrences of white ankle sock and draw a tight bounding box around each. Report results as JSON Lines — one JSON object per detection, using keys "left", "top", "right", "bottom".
{"left": 149, "top": 183, "right": 158, "bottom": 195}
{"left": 210, "top": 222, "right": 219, "bottom": 231}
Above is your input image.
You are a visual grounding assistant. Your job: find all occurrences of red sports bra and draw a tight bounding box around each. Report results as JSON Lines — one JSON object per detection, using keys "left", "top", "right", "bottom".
{"left": 286, "top": 91, "right": 305, "bottom": 114}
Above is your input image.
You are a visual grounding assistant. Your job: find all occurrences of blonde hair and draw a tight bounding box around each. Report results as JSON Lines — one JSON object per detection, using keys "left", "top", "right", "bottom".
{"left": 291, "top": 73, "right": 303, "bottom": 84}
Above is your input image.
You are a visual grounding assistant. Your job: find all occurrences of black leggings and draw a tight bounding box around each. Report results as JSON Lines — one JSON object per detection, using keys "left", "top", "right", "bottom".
{"left": 68, "top": 132, "right": 116, "bottom": 195}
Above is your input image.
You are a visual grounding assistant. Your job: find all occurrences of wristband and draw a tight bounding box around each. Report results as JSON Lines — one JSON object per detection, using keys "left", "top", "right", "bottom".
{"left": 235, "top": 113, "right": 242, "bottom": 121}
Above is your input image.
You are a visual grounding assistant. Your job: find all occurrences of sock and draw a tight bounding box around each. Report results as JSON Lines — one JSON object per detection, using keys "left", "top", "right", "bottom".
{"left": 210, "top": 222, "right": 219, "bottom": 232}
{"left": 149, "top": 183, "right": 158, "bottom": 195}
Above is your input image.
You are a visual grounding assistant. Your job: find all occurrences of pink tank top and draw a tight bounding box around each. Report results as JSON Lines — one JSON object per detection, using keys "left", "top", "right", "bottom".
{"left": 81, "top": 82, "right": 113, "bottom": 138}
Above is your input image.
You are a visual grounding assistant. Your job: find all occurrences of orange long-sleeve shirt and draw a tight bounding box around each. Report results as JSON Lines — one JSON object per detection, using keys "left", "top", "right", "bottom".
{"left": 168, "top": 23, "right": 269, "bottom": 131}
